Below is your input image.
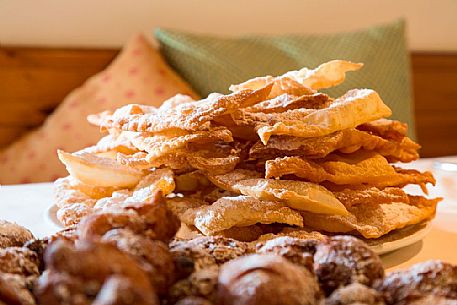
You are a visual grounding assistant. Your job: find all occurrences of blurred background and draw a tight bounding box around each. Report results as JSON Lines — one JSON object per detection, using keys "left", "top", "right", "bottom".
{"left": 0, "top": 0, "right": 456, "bottom": 183}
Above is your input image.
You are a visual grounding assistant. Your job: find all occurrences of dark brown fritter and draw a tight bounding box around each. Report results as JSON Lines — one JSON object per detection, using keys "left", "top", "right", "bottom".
{"left": 326, "top": 283, "right": 385, "bottom": 305}
{"left": 35, "top": 270, "right": 93, "bottom": 305}
{"left": 406, "top": 295, "right": 457, "bottom": 305}
{"left": 24, "top": 239, "right": 48, "bottom": 273}
{"left": 175, "top": 296, "right": 214, "bottom": 305}
{"left": 218, "top": 254, "right": 322, "bottom": 305}
{"left": 48, "top": 226, "right": 79, "bottom": 243}
{"left": 168, "top": 265, "right": 219, "bottom": 304}
{"left": 35, "top": 240, "right": 158, "bottom": 305}
{"left": 79, "top": 195, "right": 180, "bottom": 243}
{"left": 0, "top": 220, "right": 35, "bottom": 249}
{"left": 256, "top": 236, "right": 317, "bottom": 273}
{"left": 101, "top": 228, "right": 175, "bottom": 295}
{"left": 0, "top": 247, "right": 40, "bottom": 276}
{"left": 170, "top": 236, "right": 248, "bottom": 274}
{"left": 314, "top": 235, "right": 384, "bottom": 296}
{"left": 376, "top": 260, "right": 457, "bottom": 305}
{"left": 0, "top": 273, "right": 36, "bottom": 305}
{"left": 92, "top": 275, "right": 159, "bottom": 305}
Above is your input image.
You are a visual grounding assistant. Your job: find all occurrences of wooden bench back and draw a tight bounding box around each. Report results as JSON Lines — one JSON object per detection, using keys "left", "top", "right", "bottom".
{"left": 0, "top": 47, "right": 456, "bottom": 157}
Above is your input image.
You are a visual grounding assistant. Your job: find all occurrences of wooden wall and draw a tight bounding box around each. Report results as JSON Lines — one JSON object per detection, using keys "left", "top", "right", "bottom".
{"left": 0, "top": 47, "right": 117, "bottom": 147}
{"left": 0, "top": 47, "right": 456, "bottom": 157}
{"left": 412, "top": 53, "right": 457, "bottom": 157}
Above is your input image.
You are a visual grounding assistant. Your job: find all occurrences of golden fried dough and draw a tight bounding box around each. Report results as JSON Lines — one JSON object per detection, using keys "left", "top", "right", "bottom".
{"left": 175, "top": 171, "right": 212, "bottom": 193}
{"left": 230, "top": 75, "right": 315, "bottom": 99}
{"left": 285, "top": 60, "right": 363, "bottom": 90}
{"left": 358, "top": 118, "right": 408, "bottom": 141}
{"left": 184, "top": 196, "right": 303, "bottom": 235}
{"left": 300, "top": 196, "right": 440, "bottom": 238}
{"left": 257, "top": 89, "right": 392, "bottom": 144}
{"left": 79, "top": 131, "right": 139, "bottom": 156}
{"left": 130, "top": 127, "right": 233, "bottom": 161}
{"left": 249, "top": 128, "right": 420, "bottom": 162}
{"left": 230, "top": 60, "right": 361, "bottom": 97}
{"left": 58, "top": 150, "right": 146, "bottom": 188}
{"left": 207, "top": 170, "right": 347, "bottom": 215}
{"left": 333, "top": 187, "right": 410, "bottom": 208}
{"left": 255, "top": 227, "right": 327, "bottom": 243}
{"left": 265, "top": 151, "right": 435, "bottom": 189}
{"left": 234, "top": 179, "right": 348, "bottom": 215}
{"left": 93, "top": 168, "right": 176, "bottom": 210}
{"left": 94, "top": 84, "right": 272, "bottom": 133}
{"left": 206, "top": 169, "right": 262, "bottom": 192}
{"left": 245, "top": 93, "right": 331, "bottom": 113}
{"left": 166, "top": 197, "right": 209, "bottom": 224}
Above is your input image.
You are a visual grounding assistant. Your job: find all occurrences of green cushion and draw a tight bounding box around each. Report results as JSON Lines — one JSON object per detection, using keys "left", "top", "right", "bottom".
{"left": 155, "top": 20, "right": 415, "bottom": 138}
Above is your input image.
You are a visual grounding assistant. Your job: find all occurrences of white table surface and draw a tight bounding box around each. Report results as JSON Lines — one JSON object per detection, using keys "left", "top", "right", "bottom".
{"left": 1, "top": 157, "right": 456, "bottom": 271}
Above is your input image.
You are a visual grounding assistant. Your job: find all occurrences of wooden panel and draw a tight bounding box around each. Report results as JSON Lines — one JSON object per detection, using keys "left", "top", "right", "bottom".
{"left": 412, "top": 53, "right": 457, "bottom": 157}
{"left": 0, "top": 127, "right": 25, "bottom": 148}
{"left": 0, "top": 47, "right": 456, "bottom": 158}
{"left": 0, "top": 47, "right": 118, "bottom": 145}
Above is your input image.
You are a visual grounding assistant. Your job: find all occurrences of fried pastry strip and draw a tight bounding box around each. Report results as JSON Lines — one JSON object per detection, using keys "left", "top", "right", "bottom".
{"left": 300, "top": 196, "right": 440, "bottom": 238}
{"left": 78, "top": 131, "right": 139, "bottom": 156}
{"left": 249, "top": 128, "right": 420, "bottom": 162}
{"left": 183, "top": 196, "right": 303, "bottom": 235}
{"left": 333, "top": 187, "right": 410, "bottom": 208}
{"left": 357, "top": 118, "right": 408, "bottom": 141}
{"left": 91, "top": 84, "right": 272, "bottom": 133}
{"left": 257, "top": 89, "right": 392, "bottom": 144}
{"left": 130, "top": 127, "right": 233, "bottom": 160}
{"left": 206, "top": 169, "right": 347, "bottom": 215}
{"left": 230, "top": 60, "right": 362, "bottom": 97}
{"left": 244, "top": 93, "right": 331, "bottom": 113}
{"left": 58, "top": 150, "right": 146, "bottom": 188}
{"left": 265, "top": 151, "right": 435, "bottom": 189}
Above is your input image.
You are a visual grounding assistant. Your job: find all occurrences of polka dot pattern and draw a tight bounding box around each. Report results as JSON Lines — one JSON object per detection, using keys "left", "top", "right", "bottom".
{"left": 0, "top": 33, "right": 199, "bottom": 184}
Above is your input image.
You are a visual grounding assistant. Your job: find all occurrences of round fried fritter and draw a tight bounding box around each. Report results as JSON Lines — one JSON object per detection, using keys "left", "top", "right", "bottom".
{"left": 0, "top": 273, "right": 36, "bottom": 305}
{"left": 218, "top": 254, "right": 322, "bottom": 305}
{"left": 376, "top": 260, "right": 457, "bottom": 305}
{"left": 35, "top": 270, "right": 92, "bottom": 305}
{"left": 0, "top": 220, "right": 34, "bottom": 248}
{"left": 35, "top": 240, "right": 158, "bottom": 305}
{"left": 48, "top": 226, "right": 79, "bottom": 243}
{"left": 326, "top": 283, "right": 385, "bottom": 305}
{"left": 101, "top": 228, "right": 175, "bottom": 295}
{"left": 79, "top": 210, "right": 145, "bottom": 240}
{"left": 256, "top": 236, "right": 318, "bottom": 272}
{"left": 93, "top": 275, "right": 159, "bottom": 305}
{"left": 168, "top": 265, "right": 219, "bottom": 304}
{"left": 79, "top": 198, "right": 179, "bottom": 243}
{"left": 0, "top": 247, "right": 40, "bottom": 276}
{"left": 405, "top": 295, "right": 457, "bottom": 305}
{"left": 314, "top": 235, "right": 384, "bottom": 296}
{"left": 24, "top": 239, "right": 48, "bottom": 273}
{"left": 170, "top": 236, "right": 248, "bottom": 275}
{"left": 175, "top": 296, "right": 214, "bottom": 305}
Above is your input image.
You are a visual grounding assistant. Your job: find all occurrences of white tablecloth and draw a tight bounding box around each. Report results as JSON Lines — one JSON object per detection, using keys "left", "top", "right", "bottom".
{"left": 1, "top": 157, "right": 456, "bottom": 271}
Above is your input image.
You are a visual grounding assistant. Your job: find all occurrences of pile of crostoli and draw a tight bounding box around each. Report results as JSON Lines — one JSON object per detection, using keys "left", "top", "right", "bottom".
{"left": 56, "top": 60, "right": 440, "bottom": 244}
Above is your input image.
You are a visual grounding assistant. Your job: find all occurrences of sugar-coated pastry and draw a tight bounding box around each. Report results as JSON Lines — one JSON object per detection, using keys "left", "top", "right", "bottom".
{"left": 376, "top": 260, "right": 457, "bottom": 305}
{"left": 101, "top": 228, "right": 175, "bottom": 295}
{"left": 0, "top": 220, "right": 34, "bottom": 248}
{"left": 218, "top": 254, "right": 322, "bottom": 305}
{"left": 314, "top": 235, "right": 384, "bottom": 296}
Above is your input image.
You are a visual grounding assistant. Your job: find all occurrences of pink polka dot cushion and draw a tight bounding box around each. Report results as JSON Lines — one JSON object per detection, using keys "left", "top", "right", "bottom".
{"left": 0, "top": 34, "right": 198, "bottom": 184}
